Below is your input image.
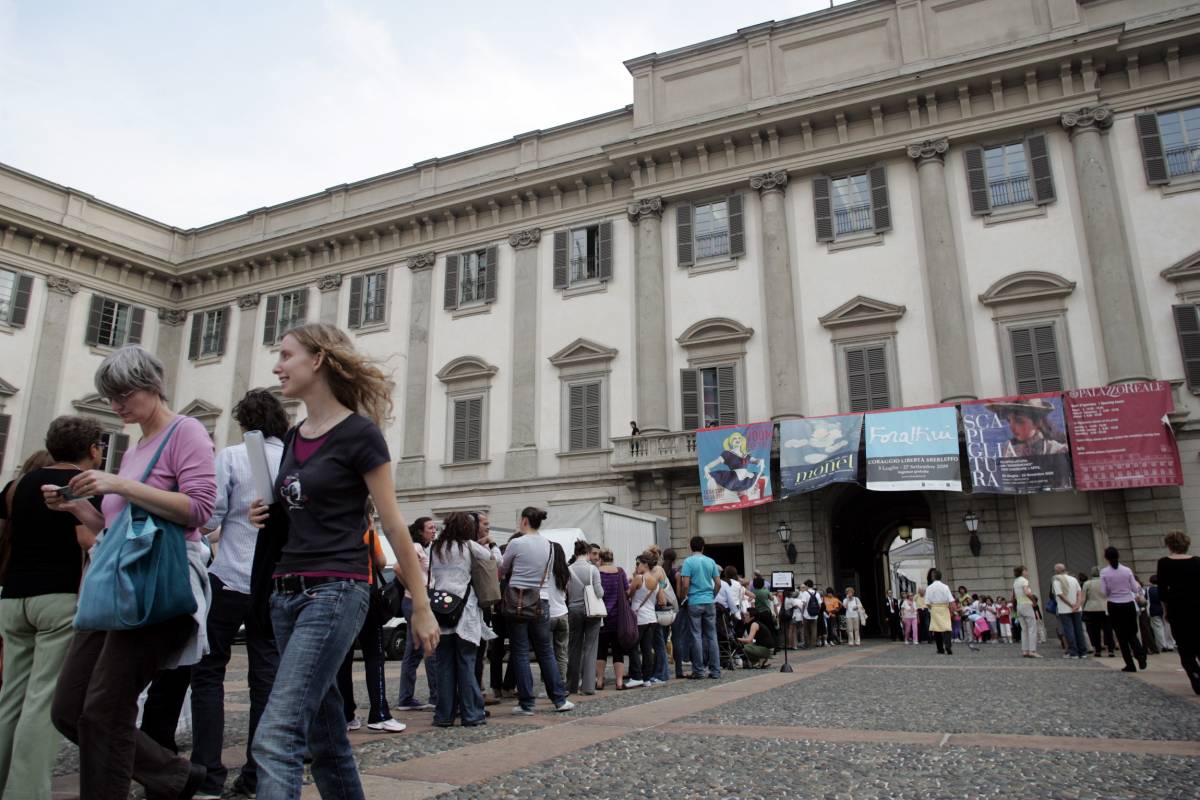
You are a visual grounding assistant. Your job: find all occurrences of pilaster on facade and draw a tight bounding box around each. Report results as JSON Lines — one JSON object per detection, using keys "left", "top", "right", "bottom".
{"left": 626, "top": 197, "right": 664, "bottom": 225}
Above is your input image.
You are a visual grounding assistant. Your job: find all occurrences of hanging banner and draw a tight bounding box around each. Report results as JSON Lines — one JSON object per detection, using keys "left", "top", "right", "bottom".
{"left": 697, "top": 422, "right": 775, "bottom": 512}
{"left": 865, "top": 406, "right": 961, "bottom": 491}
{"left": 779, "top": 415, "right": 862, "bottom": 498}
{"left": 1064, "top": 381, "right": 1182, "bottom": 491}
{"left": 961, "top": 393, "right": 1073, "bottom": 494}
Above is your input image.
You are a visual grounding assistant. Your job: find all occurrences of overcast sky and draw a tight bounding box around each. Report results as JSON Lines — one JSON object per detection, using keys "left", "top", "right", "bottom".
{"left": 0, "top": 0, "right": 844, "bottom": 228}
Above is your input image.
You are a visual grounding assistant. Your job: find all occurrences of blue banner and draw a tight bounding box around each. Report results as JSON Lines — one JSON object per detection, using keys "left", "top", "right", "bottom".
{"left": 779, "top": 415, "right": 862, "bottom": 498}
{"left": 697, "top": 422, "right": 775, "bottom": 512}
{"left": 962, "top": 393, "right": 1073, "bottom": 494}
{"left": 865, "top": 406, "right": 962, "bottom": 491}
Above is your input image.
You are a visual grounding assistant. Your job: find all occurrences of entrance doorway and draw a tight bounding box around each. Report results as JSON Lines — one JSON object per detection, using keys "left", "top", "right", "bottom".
{"left": 827, "top": 485, "right": 934, "bottom": 636}
{"left": 1032, "top": 524, "right": 1095, "bottom": 640}
{"left": 704, "top": 543, "right": 745, "bottom": 576}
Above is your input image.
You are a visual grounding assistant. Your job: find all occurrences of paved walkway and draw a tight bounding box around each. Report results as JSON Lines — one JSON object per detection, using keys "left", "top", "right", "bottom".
{"left": 53, "top": 640, "right": 1200, "bottom": 798}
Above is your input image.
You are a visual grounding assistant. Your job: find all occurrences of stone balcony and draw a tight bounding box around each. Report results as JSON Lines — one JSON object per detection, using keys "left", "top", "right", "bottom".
{"left": 610, "top": 428, "right": 783, "bottom": 472}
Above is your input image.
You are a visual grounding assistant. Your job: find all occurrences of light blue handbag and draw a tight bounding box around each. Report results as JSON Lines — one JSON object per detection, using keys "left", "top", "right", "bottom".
{"left": 74, "top": 420, "right": 198, "bottom": 631}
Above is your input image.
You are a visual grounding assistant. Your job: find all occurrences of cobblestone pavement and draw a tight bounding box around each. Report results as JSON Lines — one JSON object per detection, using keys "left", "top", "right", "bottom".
{"left": 51, "top": 640, "right": 1200, "bottom": 798}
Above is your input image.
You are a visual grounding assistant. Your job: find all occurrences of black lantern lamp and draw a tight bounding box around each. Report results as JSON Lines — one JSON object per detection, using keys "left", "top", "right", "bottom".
{"left": 964, "top": 510, "right": 981, "bottom": 557}
{"left": 776, "top": 520, "right": 796, "bottom": 564}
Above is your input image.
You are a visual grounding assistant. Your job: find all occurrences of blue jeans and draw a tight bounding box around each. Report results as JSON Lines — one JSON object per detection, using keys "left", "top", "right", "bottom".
{"left": 1058, "top": 611, "right": 1087, "bottom": 657}
{"left": 253, "top": 580, "right": 370, "bottom": 800}
{"left": 688, "top": 603, "right": 720, "bottom": 678}
{"left": 433, "top": 634, "right": 485, "bottom": 726}
{"left": 672, "top": 605, "right": 693, "bottom": 677}
{"left": 653, "top": 623, "right": 670, "bottom": 682}
{"left": 397, "top": 596, "right": 438, "bottom": 707}
{"left": 508, "top": 601, "right": 567, "bottom": 709}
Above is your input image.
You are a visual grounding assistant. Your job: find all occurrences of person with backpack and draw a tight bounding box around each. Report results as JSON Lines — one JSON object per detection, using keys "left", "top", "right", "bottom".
{"left": 798, "top": 580, "right": 821, "bottom": 649}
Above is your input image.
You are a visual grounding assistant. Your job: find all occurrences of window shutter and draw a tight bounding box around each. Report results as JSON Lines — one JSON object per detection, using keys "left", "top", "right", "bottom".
{"left": 1026, "top": 134, "right": 1056, "bottom": 205}
{"left": 1009, "top": 325, "right": 1062, "bottom": 394}
{"left": 85, "top": 295, "right": 103, "bottom": 346}
{"left": 597, "top": 221, "right": 613, "bottom": 281}
{"left": 727, "top": 194, "right": 745, "bottom": 257}
{"left": 964, "top": 145, "right": 991, "bottom": 215}
{"left": 372, "top": 271, "right": 388, "bottom": 323}
{"left": 444, "top": 255, "right": 460, "bottom": 310}
{"left": 217, "top": 307, "right": 230, "bottom": 355}
{"left": 675, "top": 202, "right": 694, "bottom": 268}
{"left": 466, "top": 397, "right": 483, "bottom": 461}
{"left": 1010, "top": 327, "right": 1037, "bottom": 394}
{"left": 483, "top": 246, "right": 498, "bottom": 303}
{"left": 452, "top": 399, "right": 469, "bottom": 462}
{"left": 9, "top": 273, "right": 33, "bottom": 327}
{"left": 716, "top": 364, "right": 738, "bottom": 426}
{"left": 845, "top": 347, "right": 870, "bottom": 413}
{"left": 127, "top": 306, "right": 145, "bottom": 345}
{"left": 680, "top": 369, "right": 700, "bottom": 431}
{"left": 109, "top": 433, "right": 130, "bottom": 474}
{"left": 812, "top": 176, "right": 834, "bottom": 242}
{"left": 293, "top": 289, "right": 308, "bottom": 326}
{"left": 1173, "top": 304, "right": 1200, "bottom": 391}
{"left": 1033, "top": 324, "right": 1062, "bottom": 391}
{"left": 865, "top": 345, "right": 891, "bottom": 410}
{"left": 188, "top": 312, "right": 203, "bottom": 360}
{"left": 568, "top": 384, "right": 585, "bottom": 451}
{"left": 263, "top": 294, "right": 278, "bottom": 345}
{"left": 0, "top": 414, "right": 9, "bottom": 472}
{"left": 348, "top": 274, "right": 363, "bottom": 328}
{"left": 1135, "top": 112, "right": 1169, "bottom": 185}
{"left": 868, "top": 166, "right": 892, "bottom": 233}
{"left": 584, "top": 380, "right": 602, "bottom": 449}
{"left": 553, "top": 230, "right": 570, "bottom": 289}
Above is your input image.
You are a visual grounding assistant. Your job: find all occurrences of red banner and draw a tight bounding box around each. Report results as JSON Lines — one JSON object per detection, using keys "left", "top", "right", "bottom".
{"left": 1064, "top": 381, "right": 1182, "bottom": 491}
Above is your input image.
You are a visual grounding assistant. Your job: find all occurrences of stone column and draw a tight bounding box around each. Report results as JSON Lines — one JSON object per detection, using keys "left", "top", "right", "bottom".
{"left": 317, "top": 273, "right": 342, "bottom": 325}
{"left": 21, "top": 277, "right": 78, "bottom": 456}
{"left": 225, "top": 293, "right": 261, "bottom": 443}
{"left": 1060, "top": 106, "right": 1152, "bottom": 383}
{"left": 628, "top": 197, "right": 670, "bottom": 433}
{"left": 505, "top": 228, "right": 541, "bottom": 479}
{"left": 156, "top": 308, "right": 188, "bottom": 404}
{"left": 751, "top": 171, "right": 804, "bottom": 419}
{"left": 396, "top": 252, "right": 436, "bottom": 489}
{"left": 907, "top": 138, "right": 977, "bottom": 402}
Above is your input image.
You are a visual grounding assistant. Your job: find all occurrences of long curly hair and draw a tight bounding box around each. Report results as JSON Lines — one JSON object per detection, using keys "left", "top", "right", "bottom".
{"left": 283, "top": 323, "right": 394, "bottom": 426}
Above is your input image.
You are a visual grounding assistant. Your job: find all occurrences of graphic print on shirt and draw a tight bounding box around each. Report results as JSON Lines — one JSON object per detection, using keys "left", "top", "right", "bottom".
{"left": 280, "top": 473, "right": 307, "bottom": 510}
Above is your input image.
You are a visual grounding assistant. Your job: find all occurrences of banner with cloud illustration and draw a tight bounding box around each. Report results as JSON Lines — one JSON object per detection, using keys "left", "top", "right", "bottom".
{"left": 779, "top": 415, "right": 862, "bottom": 498}
{"left": 696, "top": 422, "right": 776, "bottom": 512}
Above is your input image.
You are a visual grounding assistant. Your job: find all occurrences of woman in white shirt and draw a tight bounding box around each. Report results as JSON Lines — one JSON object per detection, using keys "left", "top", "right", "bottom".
{"left": 900, "top": 593, "right": 918, "bottom": 644}
{"left": 547, "top": 543, "right": 571, "bottom": 685}
{"left": 626, "top": 555, "right": 664, "bottom": 687}
{"left": 842, "top": 588, "right": 865, "bottom": 646}
{"left": 925, "top": 570, "right": 956, "bottom": 655}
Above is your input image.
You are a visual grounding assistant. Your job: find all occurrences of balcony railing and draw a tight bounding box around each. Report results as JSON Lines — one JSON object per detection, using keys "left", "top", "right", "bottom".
{"left": 610, "top": 428, "right": 783, "bottom": 471}
{"left": 1166, "top": 143, "right": 1200, "bottom": 178}
{"left": 694, "top": 230, "right": 729, "bottom": 260}
{"left": 988, "top": 174, "right": 1033, "bottom": 207}
{"left": 834, "top": 202, "right": 872, "bottom": 235}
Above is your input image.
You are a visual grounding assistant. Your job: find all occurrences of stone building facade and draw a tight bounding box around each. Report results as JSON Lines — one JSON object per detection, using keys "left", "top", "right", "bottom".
{"left": 1, "top": 0, "right": 1200, "bottom": 626}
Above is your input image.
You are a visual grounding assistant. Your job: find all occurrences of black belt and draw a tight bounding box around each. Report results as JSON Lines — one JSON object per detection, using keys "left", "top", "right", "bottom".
{"left": 272, "top": 575, "right": 364, "bottom": 594}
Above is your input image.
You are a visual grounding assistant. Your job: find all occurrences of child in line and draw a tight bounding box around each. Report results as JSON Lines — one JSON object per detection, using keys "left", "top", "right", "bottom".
{"left": 997, "top": 598, "right": 1013, "bottom": 643}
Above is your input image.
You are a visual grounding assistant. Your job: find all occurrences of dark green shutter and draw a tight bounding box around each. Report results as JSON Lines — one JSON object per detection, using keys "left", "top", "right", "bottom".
{"left": 1034, "top": 325, "right": 1062, "bottom": 391}
{"left": 680, "top": 369, "right": 700, "bottom": 431}
{"left": 85, "top": 295, "right": 103, "bottom": 346}
{"left": 216, "top": 307, "right": 230, "bottom": 355}
{"left": 371, "top": 271, "right": 388, "bottom": 323}
{"left": 1135, "top": 112, "right": 1169, "bottom": 185}
{"left": 868, "top": 166, "right": 891, "bottom": 233}
{"left": 846, "top": 348, "right": 869, "bottom": 412}
{"left": 717, "top": 365, "right": 737, "bottom": 425}
{"left": 597, "top": 222, "right": 613, "bottom": 281}
{"left": 127, "top": 306, "right": 145, "bottom": 345}
{"left": 1173, "top": 304, "right": 1200, "bottom": 391}
{"left": 964, "top": 145, "right": 990, "bottom": 215}
{"left": 568, "top": 384, "right": 585, "bottom": 451}
{"left": 483, "top": 246, "right": 498, "bottom": 303}
{"left": 444, "top": 255, "right": 460, "bottom": 310}
{"left": 812, "top": 176, "right": 833, "bottom": 242}
{"left": 727, "top": 194, "right": 745, "bottom": 257}
{"left": 1010, "top": 324, "right": 1061, "bottom": 394}
{"left": 10, "top": 273, "right": 32, "bottom": 327}
{"left": 584, "top": 381, "right": 602, "bottom": 449}
{"left": 263, "top": 294, "right": 278, "bottom": 345}
{"left": 452, "top": 399, "right": 469, "bottom": 462}
{"left": 348, "top": 274, "right": 363, "bottom": 328}
{"left": 675, "top": 203, "right": 694, "bottom": 267}
{"left": 553, "top": 230, "right": 569, "bottom": 289}
{"left": 1026, "top": 134, "right": 1055, "bottom": 205}
{"left": 866, "top": 345, "right": 891, "bottom": 410}
{"left": 188, "top": 311, "right": 203, "bottom": 360}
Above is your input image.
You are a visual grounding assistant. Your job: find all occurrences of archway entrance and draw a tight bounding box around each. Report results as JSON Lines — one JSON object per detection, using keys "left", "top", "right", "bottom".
{"left": 827, "top": 485, "right": 935, "bottom": 637}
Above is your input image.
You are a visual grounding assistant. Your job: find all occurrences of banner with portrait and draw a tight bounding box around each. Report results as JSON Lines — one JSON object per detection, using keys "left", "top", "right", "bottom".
{"left": 961, "top": 393, "right": 1073, "bottom": 494}
{"left": 864, "top": 406, "right": 962, "bottom": 491}
{"left": 779, "top": 415, "right": 862, "bottom": 498}
{"left": 1064, "top": 381, "right": 1182, "bottom": 491}
{"left": 696, "top": 422, "right": 776, "bottom": 512}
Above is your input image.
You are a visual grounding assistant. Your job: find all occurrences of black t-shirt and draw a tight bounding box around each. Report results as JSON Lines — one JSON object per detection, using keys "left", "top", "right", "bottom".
{"left": 753, "top": 620, "right": 775, "bottom": 649}
{"left": 272, "top": 414, "right": 390, "bottom": 578}
{"left": 0, "top": 468, "right": 102, "bottom": 598}
{"left": 1156, "top": 555, "right": 1200, "bottom": 625}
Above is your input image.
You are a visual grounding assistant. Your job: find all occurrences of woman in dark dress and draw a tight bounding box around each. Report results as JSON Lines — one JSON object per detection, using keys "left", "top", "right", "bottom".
{"left": 1157, "top": 530, "right": 1200, "bottom": 695}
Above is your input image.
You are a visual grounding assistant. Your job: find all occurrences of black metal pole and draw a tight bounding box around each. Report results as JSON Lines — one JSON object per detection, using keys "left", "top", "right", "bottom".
{"left": 780, "top": 605, "right": 793, "bottom": 673}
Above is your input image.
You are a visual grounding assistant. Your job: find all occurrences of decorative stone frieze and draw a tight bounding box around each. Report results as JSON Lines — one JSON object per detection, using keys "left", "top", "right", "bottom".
{"left": 507, "top": 228, "right": 542, "bottom": 250}
{"left": 1060, "top": 105, "right": 1113, "bottom": 136}
{"left": 46, "top": 276, "right": 80, "bottom": 295}
{"left": 157, "top": 308, "right": 187, "bottom": 326}
{"left": 317, "top": 272, "right": 343, "bottom": 292}
{"left": 906, "top": 137, "right": 949, "bottom": 164}
{"left": 626, "top": 197, "right": 664, "bottom": 224}
{"left": 407, "top": 251, "right": 436, "bottom": 271}
{"left": 750, "top": 171, "right": 789, "bottom": 194}
{"left": 237, "top": 292, "right": 261, "bottom": 309}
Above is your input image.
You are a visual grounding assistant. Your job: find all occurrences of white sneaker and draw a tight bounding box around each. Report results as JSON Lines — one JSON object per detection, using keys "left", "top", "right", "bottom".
{"left": 512, "top": 706, "right": 535, "bottom": 716}
{"left": 555, "top": 700, "right": 576, "bottom": 712}
{"left": 346, "top": 718, "right": 362, "bottom": 731}
{"left": 367, "top": 718, "right": 407, "bottom": 733}
{"left": 624, "top": 679, "right": 644, "bottom": 688}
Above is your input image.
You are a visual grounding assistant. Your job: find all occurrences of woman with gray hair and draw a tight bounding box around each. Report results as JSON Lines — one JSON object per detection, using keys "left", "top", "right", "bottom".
{"left": 44, "top": 344, "right": 217, "bottom": 798}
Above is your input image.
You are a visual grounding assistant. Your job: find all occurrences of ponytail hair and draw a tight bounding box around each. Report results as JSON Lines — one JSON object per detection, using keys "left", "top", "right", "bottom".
{"left": 521, "top": 506, "right": 548, "bottom": 530}
{"left": 1104, "top": 546, "right": 1120, "bottom": 568}
{"left": 282, "top": 323, "right": 394, "bottom": 426}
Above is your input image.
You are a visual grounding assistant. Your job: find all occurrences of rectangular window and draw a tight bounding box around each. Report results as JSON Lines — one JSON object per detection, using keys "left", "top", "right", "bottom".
{"left": 99, "top": 431, "right": 129, "bottom": 474}
{"left": 459, "top": 250, "right": 489, "bottom": 306}
{"left": 360, "top": 272, "right": 387, "bottom": 325}
{"left": 693, "top": 200, "right": 730, "bottom": 260}
{"left": 566, "top": 381, "right": 603, "bottom": 451}
{"left": 200, "top": 309, "right": 224, "bottom": 357}
{"left": 451, "top": 396, "right": 484, "bottom": 463}
{"left": 984, "top": 142, "right": 1033, "bottom": 207}
{"left": 569, "top": 227, "right": 600, "bottom": 283}
{"left": 0, "top": 270, "right": 14, "bottom": 323}
{"left": 681, "top": 365, "right": 738, "bottom": 430}
{"left": 264, "top": 289, "right": 307, "bottom": 345}
{"left": 844, "top": 344, "right": 893, "bottom": 412}
{"left": 1009, "top": 323, "right": 1063, "bottom": 394}
{"left": 831, "top": 174, "right": 873, "bottom": 236}
{"left": 96, "top": 298, "right": 134, "bottom": 347}
{"left": 1158, "top": 107, "right": 1200, "bottom": 178}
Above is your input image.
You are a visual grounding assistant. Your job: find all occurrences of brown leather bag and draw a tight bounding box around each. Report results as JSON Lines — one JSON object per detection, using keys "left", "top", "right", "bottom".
{"left": 502, "top": 548, "right": 552, "bottom": 622}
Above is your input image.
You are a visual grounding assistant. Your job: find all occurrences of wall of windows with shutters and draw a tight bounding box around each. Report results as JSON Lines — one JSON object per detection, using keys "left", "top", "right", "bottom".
{"left": 187, "top": 307, "right": 229, "bottom": 361}
{"left": 347, "top": 270, "right": 390, "bottom": 330}
{"left": 835, "top": 340, "right": 898, "bottom": 413}
{"left": 263, "top": 288, "right": 309, "bottom": 346}
{"left": 448, "top": 394, "right": 485, "bottom": 464}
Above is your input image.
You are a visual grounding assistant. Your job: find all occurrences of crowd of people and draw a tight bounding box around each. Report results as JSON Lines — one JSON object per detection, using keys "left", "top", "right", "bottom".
{"left": 0, "top": 322, "right": 1195, "bottom": 799}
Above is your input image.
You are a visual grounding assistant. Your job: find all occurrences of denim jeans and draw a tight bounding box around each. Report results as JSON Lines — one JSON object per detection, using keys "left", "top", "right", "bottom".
{"left": 190, "top": 574, "right": 279, "bottom": 794}
{"left": 653, "top": 623, "right": 670, "bottom": 682}
{"left": 397, "top": 597, "right": 438, "bottom": 707}
{"left": 253, "top": 580, "right": 370, "bottom": 800}
{"left": 688, "top": 603, "right": 720, "bottom": 678}
{"left": 508, "top": 601, "right": 567, "bottom": 710}
{"left": 629, "top": 623, "right": 656, "bottom": 681}
{"left": 672, "top": 605, "right": 693, "bottom": 677}
{"left": 433, "top": 634, "right": 485, "bottom": 726}
{"left": 1057, "top": 611, "right": 1087, "bottom": 657}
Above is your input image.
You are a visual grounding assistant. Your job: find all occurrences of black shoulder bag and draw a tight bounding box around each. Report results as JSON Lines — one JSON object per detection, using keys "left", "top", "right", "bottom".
{"left": 428, "top": 546, "right": 472, "bottom": 627}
